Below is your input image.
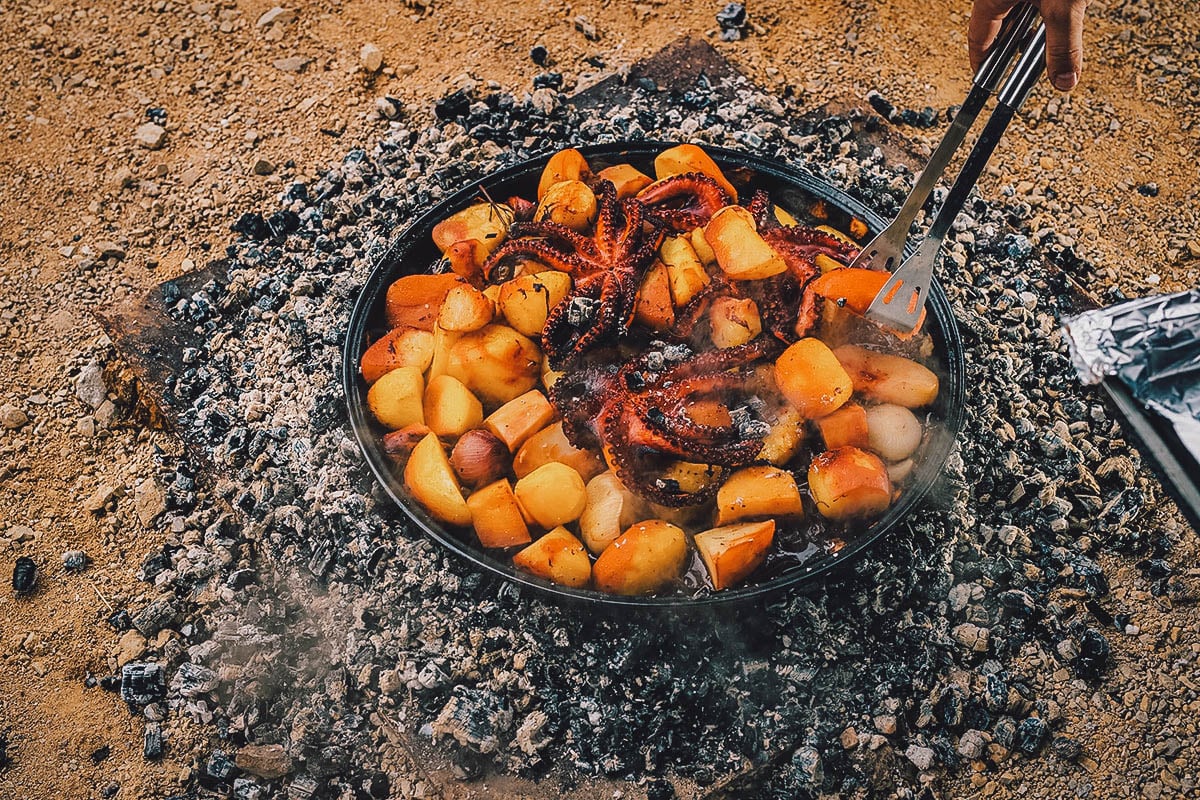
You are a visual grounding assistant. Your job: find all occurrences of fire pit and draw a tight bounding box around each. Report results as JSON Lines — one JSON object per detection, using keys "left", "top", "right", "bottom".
{"left": 344, "top": 142, "right": 966, "bottom": 604}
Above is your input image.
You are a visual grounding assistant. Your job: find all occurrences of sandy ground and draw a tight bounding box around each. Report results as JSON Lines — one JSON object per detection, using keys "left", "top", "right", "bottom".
{"left": 0, "top": 0, "right": 1197, "bottom": 798}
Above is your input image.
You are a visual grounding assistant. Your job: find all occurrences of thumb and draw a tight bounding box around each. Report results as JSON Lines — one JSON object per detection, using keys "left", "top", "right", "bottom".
{"left": 1042, "top": 1, "right": 1086, "bottom": 91}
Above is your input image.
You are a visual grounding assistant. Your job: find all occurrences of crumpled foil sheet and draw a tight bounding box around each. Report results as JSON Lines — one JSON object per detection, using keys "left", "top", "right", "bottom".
{"left": 1063, "top": 288, "right": 1200, "bottom": 456}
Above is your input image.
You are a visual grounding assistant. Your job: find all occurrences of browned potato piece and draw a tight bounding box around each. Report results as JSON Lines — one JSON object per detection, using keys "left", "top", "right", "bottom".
{"left": 597, "top": 163, "right": 653, "bottom": 199}
{"left": 758, "top": 406, "right": 805, "bottom": 465}
{"left": 716, "top": 465, "right": 803, "bottom": 525}
{"left": 437, "top": 285, "right": 494, "bottom": 332}
{"left": 815, "top": 403, "right": 869, "bottom": 450}
{"left": 431, "top": 202, "right": 513, "bottom": 258}
{"left": 513, "top": 421, "right": 605, "bottom": 481}
{"left": 484, "top": 389, "right": 557, "bottom": 452}
{"left": 467, "top": 479, "right": 532, "bottom": 549}
{"left": 690, "top": 226, "right": 717, "bottom": 267}
{"left": 385, "top": 274, "right": 466, "bottom": 330}
{"left": 578, "top": 471, "right": 645, "bottom": 555}
{"left": 366, "top": 366, "right": 425, "bottom": 430}
{"left": 633, "top": 261, "right": 675, "bottom": 331}
{"left": 774, "top": 338, "right": 854, "bottom": 419}
{"left": 360, "top": 327, "right": 434, "bottom": 384}
{"left": 833, "top": 345, "right": 940, "bottom": 408}
{"left": 807, "top": 446, "right": 892, "bottom": 522}
{"left": 498, "top": 271, "right": 572, "bottom": 337}
{"left": 662, "top": 461, "right": 722, "bottom": 495}
{"left": 535, "top": 180, "right": 597, "bottom": 231}
{"left": 695, "top": 520, "right": 776, "bottom": 590}
{"left": 512, "top": 526, "right": 592, "bottom": 588}
{"left": 654, "top": 143, "right": 738, "bottom": 202}
{"left": 592, "top": 519, "right": 688, "bottom": 596}
{"left": 773, "top": 205, "right": 800, "bottom": 226}
{"left": 444, "top": 239, "right": 487, "bottom": 284}
{"left": 424, "top": 374, "right": 483, "bottom": 438}
{"left": 704, "top": 205, "right": 787, "bottom": 280}
{"left": 445, "top": 324, "right": 542, "bottom": 406}
{"left": 709, "top": 296, "right": 762, "bottom": 348}
{"left": 659, "top": 235, "right": 710, "bottom": 307}
{"left": 513, "top": 462, "right": 587, "bottom": 528}
{"left": 537, "top": 148, "right": 592, "bottom": 200}
{"left": 404, "top": 432, "right": 472, "bottom": 527}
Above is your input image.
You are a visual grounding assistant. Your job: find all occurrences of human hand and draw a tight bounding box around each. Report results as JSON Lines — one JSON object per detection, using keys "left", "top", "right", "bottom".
{"left": 968, "top": 0, "right": 1089, "bottom": 92}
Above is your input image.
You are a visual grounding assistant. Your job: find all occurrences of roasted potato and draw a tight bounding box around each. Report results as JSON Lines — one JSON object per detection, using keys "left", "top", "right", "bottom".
{"left": 445, "top": 324, "right": 542, "bottom": 406}
{"left": 695, "top": 520, "right": 776, "bottom": 590}
{"left": 654, "top": 143, "right": 738, "bottom": 202}
{"left": 467, "top": 479, "right": 532, "bottom": 549}
{"left": 537, "top": 148, "right": 592, "bottom": 200}
{"left": 708, "top": 296, "right": 762, "bottom": 348}
{"left": 633, "top": 260, "right": 675, "bottom": 331}
{"left": 437, "top": 285, "right": 495, "bottom": 332}
{"left": 367, "top": 365, "right": 425, "bottom": 430}
{"left": 715, "top": 465, "right": 803, "bottom": 525}
{"left": 758, "top": 405, "right": 805, "bottom": 465}
{"left": 360, "top": 327, "right": 434, "bottom": 384}
{"left": 659, "top": 235, "right": 710, "bottom": 307}
{"left": 385, "top": 273, "right": 466, "bottom": 330}
{"left": 513, "top": 421, "right": 605, "bottom": 481}
{"left": 431, "top": 202, "right": 513, "bottom": 258}
{"left": 596, "top": 163, "right": 653, "bottom": 199}
{"left": 483, "top": 389, "right": 557, "bottom": 452}
{"left": 774, "top": 338, "right": 854, "bottom": 419}
{"left": 498, "top": 271, "right": 572, "bottom": 337}
{"left": 424, "top": 374, "right": 484, "bottom": 438}
{"left": 704, "top": 205, "right": 787, "bottom": 280}
{"left": 404, "top": 433, "right": 472, "bottom": 526}
{"left": 690, "top": 226, "right": 717, "bottom": 267}
{"left": 815, "top": 403, "right": 869, "bottom": 450}
{"left": 513, "top": 462, "right": 587, "bottom": 528}
{"left": 807, "top": 446, "right": 892, "bottom": 522}
{"left": 535, "top": 180, "right": 597, "bottom": 231}
{"left": 833, "top": 345, "right": 939, "bottom": 408}
{"left": 592, "top": 519, "right": 688, "bottom": 596}
{"left": 512, "top": 526, "right": 591, "bottom": 588}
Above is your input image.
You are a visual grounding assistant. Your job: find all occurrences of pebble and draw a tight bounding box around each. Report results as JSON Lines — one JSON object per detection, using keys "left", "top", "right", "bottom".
{"left": 0, "top": 404, "right": 28, "bottom": 430}
{"left": 252, "top": 159, "right": 275, "bottom": 176}
{"left": 953, "top": 623, "right": 991, "bottom": 652}
{"left": 360, "top": 43, "right": 383, "bottom": 73}
{"left": 134, "top": 480, "right": 167, "bottom": 527}
{"left": 236, "top": 744, "right": 293, "bottom": 779}
{"left": 256, "top": 7, "right": 294, "bottom": 28}
{"left": 96, "top": 241, "right": 126, "bottom": 260}
{"left": 905, "top": 744, "right": 936, "bottom": 771}
{"left": 116, "top": 630, "right": 148, "bottom": 667}
{"left": 273, "top": 56, "right": 310, "bottom": 73}
{"left": 133, "top": 123, "right": 167, "bottom": 150}
{"left": 74, "top": 362, "right": 107, "bottom": 410}
{"left": 7, "top": 525, "right": 35, "bottom": 543}
{"left": 62, "top": 550, "right": 89, "bottom": 571}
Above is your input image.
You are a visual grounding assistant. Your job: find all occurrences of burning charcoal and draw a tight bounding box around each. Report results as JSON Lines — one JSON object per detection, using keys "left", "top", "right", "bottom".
{"left": 1138, "top": 558, "right": 1172, "bottom": 579}
{"left": 267, "top": 210, "right": 300, "bottom": 238}
{"left": 565, "top": 296, "right": 599, "bottom": 327}
{"left": 0, "top": 733, "right": 8, "bottom": 770}
{"left": 176, "top": 663, "right": 220, "bottom": 697}
{"left": 62, "top": 550, "right": 89, "bottom": 572}
{"left": 431, "top": 687, "right": 513, "bottom": 754}
{"left": 100, "top": 784, "right": 118, "bottom": 799}
{"left": 90, "top": 745, "right": 110, "bottom": 764}
{"left": 1073, "top": 628, "right": 1110, "bottom": 678}
{"left": 233, "top": 778, "right": 266, "bottom": 800}
{"left": 866, "top": 90, "right": 896, "bottom": 121}
{"left": 365, "top": 773, "right": 390, "bottom": 799}
{"left": 200, "top": 750, "right": 239, "bottom": 788}
{"left": 227, "top": 568, "right": 257, "bottom": 589}
{"left": 99, "top": 675, "right": 121, "bottom": 692}
{"left": 120, "top": 662, "right": 165, "bottom": 706}
{"left": 107, "top": 608, "right": 133, "bottom": 631}
{"left": 1051, "top": 736, "right": 1082, "bottom": 761}
{"left": 529, "top": 45, "right": 549, "bottom": 66}
{"left": 132, "top": 596, "right": 176, "bottom": 636}
{"left": 791, "top": 746, "right": 824, "bottom": 787}
{"left": 12, "top": 556, "right": 36, "bottom": 595}
{"left": 287, "top": 775, "right": 320, "bottom": 800}
{"left": 646, "top": 779, "right": 676, "bottom": 800}
{"left": 1137, "top": 182, "right": 1159, "bottom": 197}
{"left": 533, "top": 72, "right": 563, "bottom": 90}
{"left": 1014, "top": 717, "right": 1048, "bottom": 755}
{"left": 233, "top": 212, "right": 271, "bottom": 240}
{"left": 435, "top": 90, "right": 471, "bottom": 121}
{"left": 991, "top": 716, "right": 1017, "bottom": 750}
{"left": 716, "top": 2, "right": 747, "bottom": 28}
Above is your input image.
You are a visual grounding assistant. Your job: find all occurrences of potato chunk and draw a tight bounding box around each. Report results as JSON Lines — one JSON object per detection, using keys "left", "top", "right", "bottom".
{"left": 512, "top": 527, "right": 591, "bottom": 588}
{"left": 484, "top": 389, "right": 557, "bottom": 452}
{"left": 704, "top": 205, "right": 787, "bottom": 280}
{"left": 578, "top": 471, "right": 645, "bottom": 555}
{"left": 404, "top": 433, "right": 472, "bottom": 527}
{"left": 716, "top": 465, "right": 803, "bottom": 525}
{"left": 815, "top": 403, "right": 869, "bottom": 450}
{"left": 424, "top": 374, "right": 483, "bottom": 438}
{"left": 437, "top": 285, "right": 494, "bottom": 332}
{"left": 596, "top": 163, "right": 653, "bottom": 199}
{"left": 513, "top": 422, "right": 605, "bottom": 482}
{"left": 513, "top": 462, "right": 587, "bottom": 528}
{"left": 367, "top": 366, "right": 425, "bottom": 430}
{"left": 654, "top": 143, "right": 738, "bottom": 202}
{"left": 360, "top": 327, "right": 434, "bottom": 384}
{"left": 537, "top": 148, "right": 592, "bottom": 200}
{"left": 498, "top": 271, "right": 572, "bottom": 337}
{"left": 431, "top": 202, "right": 513, "bottom": 258}
{"left": 385, "top": 274, "right": 466, "bottom": 330}
{"left": 592, "top": 520, "right": 688, "bottom": 596}
{"left": 467, "top": 479, "right": 532, "bottom": 549}
{"left": 774, "top": 338, "right": 854, "bottom": 419}
{"left": 708, "top": 296, "right": 761, "bottom": 348}
{"left": 535, "top": 180, "right": 597, "bottom": 231}
{"left": 445, "top": 324, "right": 542, "bottom": 406}
{"left": 633, "top": 261, "right": 675, "bottom": 331}
{"left": 758, "top": 405, "right": 804, "bottom": 466}
{"left": 659, "top": 235, "right": 710, "bottom": 307}
{"left": 695, "top": 520, "right": 776, "bottom": 590}
{"left": 833, "top": 345, "right": 939, "bottom": 408}
{"left": 807, "top": 446, "right": 892, "bottom": 522}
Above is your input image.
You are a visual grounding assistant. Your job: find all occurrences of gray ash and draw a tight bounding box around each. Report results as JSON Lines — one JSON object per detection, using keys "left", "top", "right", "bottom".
{"left": 119, "top": 70, "right": 1178, "bottom": 798}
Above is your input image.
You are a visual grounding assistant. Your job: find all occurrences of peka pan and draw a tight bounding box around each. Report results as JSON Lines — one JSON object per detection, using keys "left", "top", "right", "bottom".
{"left": 343, "top": 142, "right": 967, "bottom": 607}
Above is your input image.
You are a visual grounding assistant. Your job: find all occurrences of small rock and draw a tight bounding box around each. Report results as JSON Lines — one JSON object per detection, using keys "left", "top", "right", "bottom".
{"left": 1186, "top": 240, "right": 1200, "bottom": 259}
{"left": 176, "top": 663, "right": 219, "bottom": 697}
{"left": 273, "top": 56, "right": 310, "bottom": 73}
{"left": 96, "top": 241, "right": 126, "bottom": 260}
{"left": 252, "top": 159, "right": 275, "bottom": 176}
{"left": 94, "top": 400, "right": 117, "bottom": 429}
{"left": 874, "top": 714, "right": 897, "bottom": 735}
{"left": 236, "top": 744, "right": 293, "bottom": 779}
{"left": 7, "top": 525, "right": 36, "bottom": 543}
{"left": 134, "top": 480, "right": 167, "bottom": 528}
{"left": 12, "top": 556, "right": 37, "bottom": 595}
{"left": 0, "top": 404, "right": 28, "bottom": 430}
{"left": 75, "top": 363, "right": 107, "bottom": 410}
{"left": 133, "top": 123, "right": 167, "bottom": 150}
{"left": 112, "top": 167, "right": 135, "bottom": 190}
{"left": 360, "top": 43, "right": 383, "bottom": 73}
{"left": 905, "top": 744, "right": 936, "bottom": 771}
{"left": 952, "top": 622, "right": 991, "bottom": 652}
{"left": 839, "top": 727, "right": 858, "bottom": 749}
{"left": 84, "top": 484, "right": 118, "bottom": 513}
{"left": 958, "top": 729, "right": 989, "bottom": 760}
{"left": 256, "top": 6, "right": 294, "bottom": 27}
{"left": 116, "top": 630, "right": 148, "bottom": 667}
{"left": 62, "top": 550, "right": 89, "bottom": 571}
{"left": 76, "top": 416, "right": 96, "bottom": 436}
{"left": 573, "top": 15, "right": 599, "bottom": 41}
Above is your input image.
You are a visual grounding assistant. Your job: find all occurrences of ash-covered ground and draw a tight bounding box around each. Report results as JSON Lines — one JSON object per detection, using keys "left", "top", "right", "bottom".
{"left": 112, "top": 72, "right": 1193, "bottom": 799}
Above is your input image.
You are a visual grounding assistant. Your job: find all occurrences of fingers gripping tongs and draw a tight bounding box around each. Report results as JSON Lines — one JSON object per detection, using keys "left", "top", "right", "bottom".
{"left": 854, "top": 6, "right": 1047, "bottom": 333}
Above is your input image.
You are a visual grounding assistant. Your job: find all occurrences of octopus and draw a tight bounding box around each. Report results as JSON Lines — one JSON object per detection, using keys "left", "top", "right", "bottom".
{"left": 483, "top": 180, "right": 662, "bottom": 367}
{"left": 549, "top": 338, "right": 782, "bottom": 506}
{"left": 636, "top": 172, "right": 732, "bottom": 232}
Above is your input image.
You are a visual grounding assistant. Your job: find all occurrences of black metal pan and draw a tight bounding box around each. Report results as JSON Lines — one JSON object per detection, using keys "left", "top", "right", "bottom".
{"left": 343, "top": 142, "right": 966, "bottom": 607}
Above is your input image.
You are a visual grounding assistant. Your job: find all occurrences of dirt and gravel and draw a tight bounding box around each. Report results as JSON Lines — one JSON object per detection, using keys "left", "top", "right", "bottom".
{"left": 1, "top": 1, "right": 1198, "bottom": 799}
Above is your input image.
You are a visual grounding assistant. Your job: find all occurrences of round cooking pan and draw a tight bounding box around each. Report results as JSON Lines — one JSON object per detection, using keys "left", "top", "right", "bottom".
{"left": 344, "top": 142, "right": 966, "bottom": 607}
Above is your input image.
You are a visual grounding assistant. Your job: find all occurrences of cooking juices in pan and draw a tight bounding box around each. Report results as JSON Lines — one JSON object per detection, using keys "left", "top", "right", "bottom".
{"left": 354, "top": 144, "right": 953, "bottom": 599}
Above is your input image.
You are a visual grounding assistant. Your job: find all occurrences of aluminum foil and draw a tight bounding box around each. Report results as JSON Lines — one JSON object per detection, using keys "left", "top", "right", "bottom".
{"left": 1063, "top": 288, "right": 1200, "bottom": 457}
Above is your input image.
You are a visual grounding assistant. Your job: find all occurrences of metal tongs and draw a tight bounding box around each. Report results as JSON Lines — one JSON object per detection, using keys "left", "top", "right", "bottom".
{"left": 856, "top": 6, "right": 1048, "bottom": 333}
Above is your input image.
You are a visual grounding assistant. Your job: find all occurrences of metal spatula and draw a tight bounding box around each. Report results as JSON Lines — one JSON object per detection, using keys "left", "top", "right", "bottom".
{"left": 847, "top": 3, "right": 1038, "bottom": 277}
{"left": 865, "top": 23, "right": 1048, "bottom": 333}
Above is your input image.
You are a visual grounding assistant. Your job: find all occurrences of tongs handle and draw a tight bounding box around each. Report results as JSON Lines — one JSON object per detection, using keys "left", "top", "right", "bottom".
{"left": 925, "top": 23, "right": 1048, "bottom": 244}
{"left": 887, "top": 3, "right": 1039, "bottom": 236}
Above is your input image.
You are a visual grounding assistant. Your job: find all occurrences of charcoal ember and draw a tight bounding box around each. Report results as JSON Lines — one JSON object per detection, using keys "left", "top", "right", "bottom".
{"left": 121, "top": 662, "right": 165, "bottom": 707}
{"left": 364, "top": 772, "right": 390, "bottom": 799}
{"left": 143, "top": 722, "right": 164, "bottom": 760}
{"left": 90, "top": 744, "right": 110, "bottom": 764}
{"left": 175, "top": 663, "right": 220, "bottom": 697}
{"left": 533, "top": 72, "right": 563, "bottom": 90}
{"left": 529, "top": 44, "right": 549, "bottom": 66}
{"left": 12, "top": 556, "right": 36, "bottom": 595}
{"left": 227, "top": 568, "right": 257, "bottom": 589}
{"left": 100, "top": 784, "right": 118, "bottom": 799}
{"left": 106, "top": 608, "right": 133, "bottom": 631}
{"left": 287, "top": 774, "right": 321, "bottom": 800}
{"left": 233, "top": 778, "right": 266, "bottom": 800}
{"left": 431, "top": 687, "right": 513, "bottom": 754}
{"left": 716, "top": 2, "right": 746, "bottom": 28}
{"left": 62, "top": 550, "right": 89, "bottom": 572}
{"left": 1073, "top": 628, "right": 1111, "bottom": 678}
{"left": 646, "top": 778, "right": 676, "bottom": 800}
{"left": 866, "top": 90, "right": 896, "bottom": 121}
{"left": 233, "top": 212, "right": 271, "bottom": 240}
{"left": 132, "top": 596, "right": 176, "bottom": 636}
{"left": 1051, "top": 736, "right": 1082, "bottom": 761}
{"left": 1014, "top": 717, "right": 1048, "bottom": 755}
{"left": 565, "top": 296, "right": 599, "bottom": 327}
{"left": 0, "top": 732, "right": 8, "bottom": 770}
{"left": 992, "top": 716, "right": 1017, "bottom": 750}
{"left": 200, "top": 750, "right": 239, "bottom": 788}
{"left": 236, "top": 743, "right": 292, "bottom": 780}
{"left": 435, "top": 90, "right": 471, "bottom": 120}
